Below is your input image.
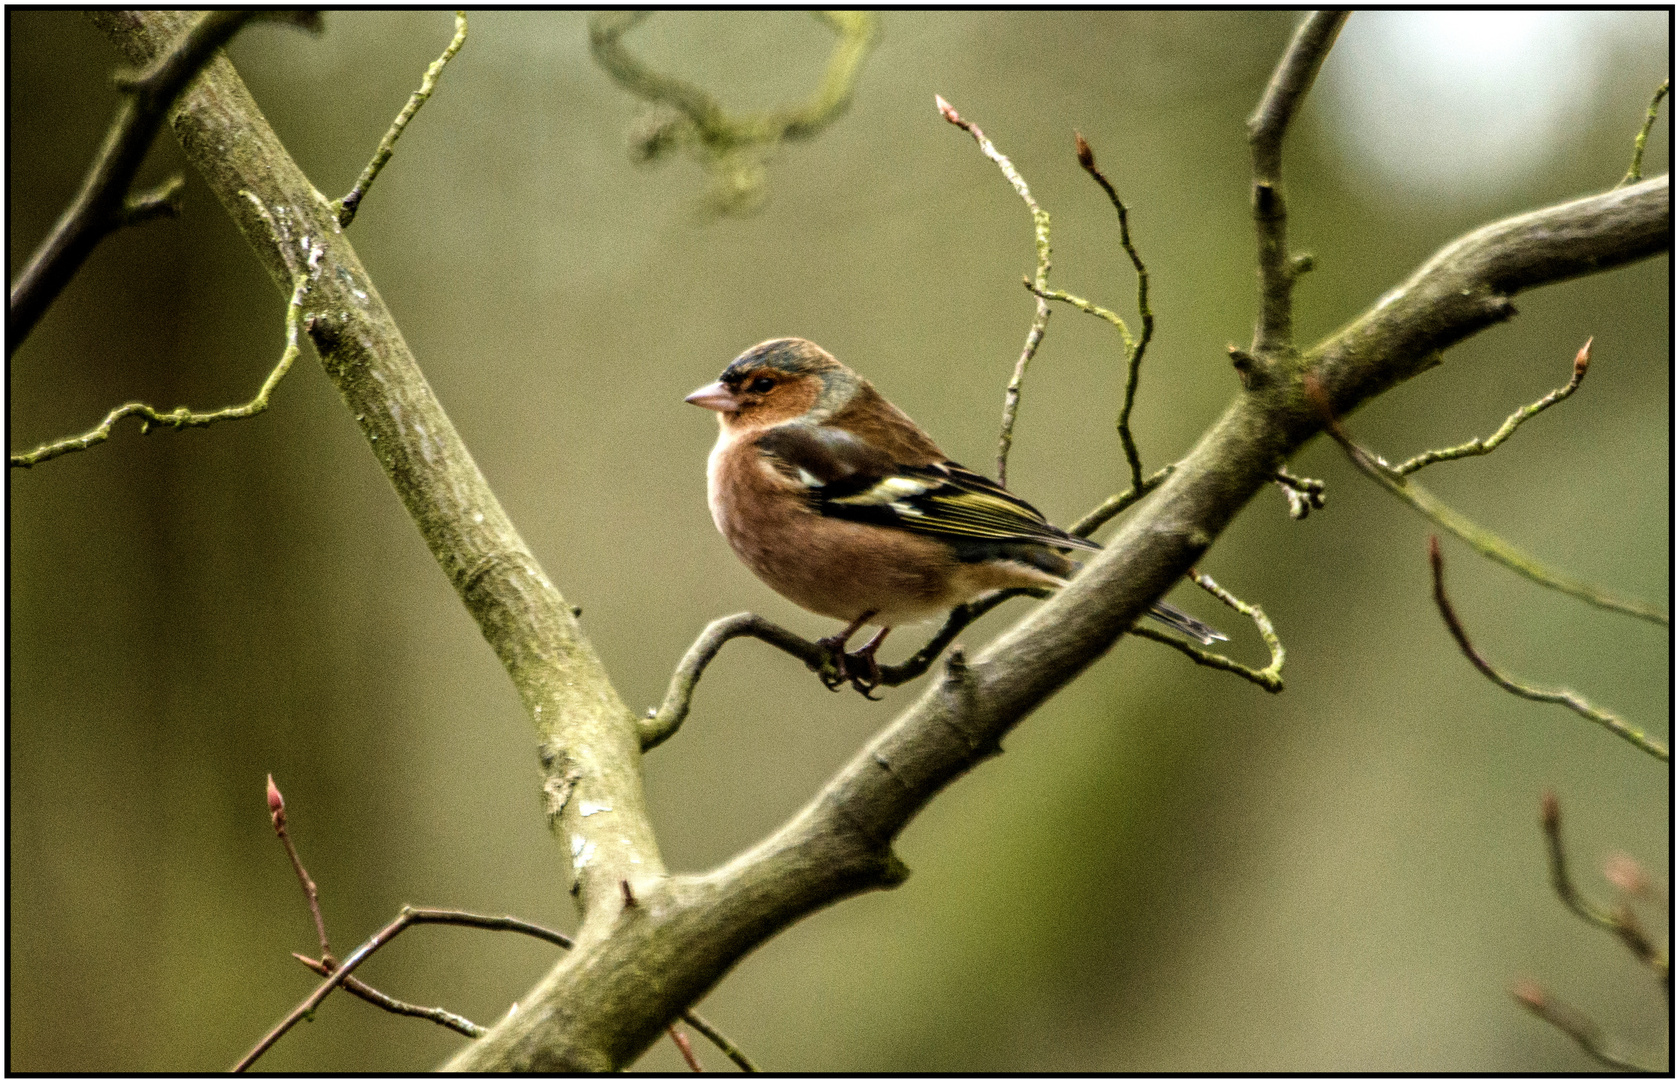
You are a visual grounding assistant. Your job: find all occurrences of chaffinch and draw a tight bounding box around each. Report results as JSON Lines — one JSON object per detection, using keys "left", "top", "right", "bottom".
{"left": 687, "top": 337, "right": 1223, "bottom": 693}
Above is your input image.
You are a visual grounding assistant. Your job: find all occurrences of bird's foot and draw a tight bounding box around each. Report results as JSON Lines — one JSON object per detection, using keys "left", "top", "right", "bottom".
{"left": 813, "top": 638, "right": 884, "bottom": 699}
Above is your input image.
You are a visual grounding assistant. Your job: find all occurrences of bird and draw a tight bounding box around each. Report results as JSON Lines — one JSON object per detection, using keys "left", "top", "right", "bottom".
{"left": 686, "top": 337, "right": 1224, "bottom": 694}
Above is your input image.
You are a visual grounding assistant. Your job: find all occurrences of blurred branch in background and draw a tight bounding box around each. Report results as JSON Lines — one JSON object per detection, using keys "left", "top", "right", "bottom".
{"left": 591, "top": 10, "right": 879, "bottom": 216}
{"left": 1513, "top": 794, "right": 1670, "bottom": 1071}
{"left": 1428, "top": 537, "right": 1668, "bottom": 760}
{"left": 335, "top": 11, "right": 467, "bottom": 227}
{"left": 9, "top": 271, "right": 310, "bottom": 468}
{"left": 8, "top": 10, "right": 320, "bottom": 352}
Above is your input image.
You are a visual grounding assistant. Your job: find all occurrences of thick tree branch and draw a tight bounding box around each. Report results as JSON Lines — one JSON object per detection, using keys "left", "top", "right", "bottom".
{"left": 86, "top": 11, "right": 664, "bottom": 948}
{"left": 1246, "top": 10, "right": 1347, "bottom": 361}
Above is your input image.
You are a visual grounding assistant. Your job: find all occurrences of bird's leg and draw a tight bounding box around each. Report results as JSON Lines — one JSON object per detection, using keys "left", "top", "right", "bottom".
{"left": 845, "top": 626, "right": 891, "bottom": 699}
{"left": 815, "top": 610, "right": 876, "bottom": 692}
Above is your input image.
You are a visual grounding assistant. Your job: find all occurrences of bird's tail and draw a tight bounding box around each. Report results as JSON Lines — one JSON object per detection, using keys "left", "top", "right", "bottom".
{"left": 1145, "top": 600, "right": 1227, "bottom": 645}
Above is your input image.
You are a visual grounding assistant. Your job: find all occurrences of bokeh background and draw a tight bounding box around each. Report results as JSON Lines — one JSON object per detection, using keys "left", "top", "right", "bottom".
{"left": 9, "top": 10, "right": 1669, "bottom": 1072}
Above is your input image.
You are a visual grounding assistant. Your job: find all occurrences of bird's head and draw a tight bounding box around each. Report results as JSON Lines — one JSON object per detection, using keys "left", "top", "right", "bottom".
{"left": 686, "top": 338, "right": 860, "bottom": 431}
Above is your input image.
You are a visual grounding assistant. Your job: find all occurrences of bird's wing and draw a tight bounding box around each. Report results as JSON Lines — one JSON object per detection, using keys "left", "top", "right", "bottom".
{"left": 755, "top": 423, "right": 1099, "bottom": 551}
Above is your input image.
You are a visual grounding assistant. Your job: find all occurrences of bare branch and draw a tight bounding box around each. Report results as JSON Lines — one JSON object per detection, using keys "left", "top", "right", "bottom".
{"left": 1429, "top": 539, "right": 1667, "bottom": 760}
{"left": 1393, "top": 339, "right": 1591, "bottom": 475}
{"left": 1074, "top": 131, "right": 1154, "bottom": 494}
{"left": 266, "top": 775, "right": 333, "bottom": 963}
{"left": 1246, "top": 11, "right": 1349, "bottom": 361}
{"left": 235, "top": 906, "right": 579, "bottom": 1071}
{"left": 1069, "top": 465, "right": 1174, "bottom": 538}
{"left": 336, "top": 12, "right": 467, "bottom": 228}
{"left": 293, "top": 953, "right": 485, "bottom": 1038}
{"left": 9, "top": 11, "right": 317, "bottom": 350}
{"left": 679, "top": 1011, "right": 760, "bottom": 1072}
{"left": 1619, "top": 78, "right": 1669, "bottom": 188}
{"left": 936, "top": 95, "right": 1052, "bottom": 488}
{"left": 1307, "top": 377, "right": 1669, "bottom": 627}
{"left": 643, "top": 594, "right": 1038, "bottom": 750}
{"left": 10, "top": 272, "right": 309, "bottom": 468}
{"left": 1512, "top": 981, "right": 1659, "bottom": 1072}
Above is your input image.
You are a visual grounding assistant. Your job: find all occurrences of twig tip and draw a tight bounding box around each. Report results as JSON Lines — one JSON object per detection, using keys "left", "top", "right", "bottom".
{"left": 1573, "top": 337, "right": 1592, "bottom": 378}
{"left": 1073, "top": 130, "right": 1094, "bottom": 169}
{"left": 1541, "top": 790, "right": 1560, "bottom": 830}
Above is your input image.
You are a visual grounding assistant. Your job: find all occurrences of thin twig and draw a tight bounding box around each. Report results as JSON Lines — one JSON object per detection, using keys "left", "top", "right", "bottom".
{"left": 1620, "top": 78, "right": 1669, "bottom": 188}
{"left": 1068, "top": 466, "right": 1174, "bottom": 538}
{"left": 1075, "top": 131, "right": 1153, "bottom": 495}
{"left": 11, "top": 11, "right": 318, "bottom": 350}
{"left": 1305, "top": 376, "right": 1669, "bottom": 627}
{"left": 336, "top": 11, "right": 467, "bottom": 228}
{"left": 1512, "top": 981, "right": 1659, "bottom": 1072}
{"left": 1246, "top": 10, "right": 1348, "bottom": 360}
{"left": 642, "top": 593, "right": 1038, "bottom": 749}
{"left": 936, "top": 95, "right": 1052, "bottom": 488}
{"left": 669, "top": 1024, "right": 704, "bottom": 1071}
{"left": 1430, "top": 538, "right": 1667, "bottom": 760}
{"left": 1130, "top": 569, "right": 1284, "bottom": 693}
{"left": 235, "top": 907, "right": 577, "bottom": 1071}
{"left": 266, "top": 775, "right": 332, "bottom": 963}
{"left": 1393, "top": 339, "right": 1591, "bottom": 475}
{"left": 293, "top": 953, "right": 485, "bottom": 1038}
{"left": 10, "top": 273, "right": 309, "bottom": 468}
{"left": 680, "top": 1010, "right": 760, "bottom": 1072}
{"left": 1541, "top": 793, "right": 1672, "bottom": 996}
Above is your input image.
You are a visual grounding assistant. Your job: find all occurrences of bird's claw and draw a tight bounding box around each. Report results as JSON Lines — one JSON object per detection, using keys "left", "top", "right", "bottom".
{"left": 814, "top": 638, "right": 884, "bottom": 698}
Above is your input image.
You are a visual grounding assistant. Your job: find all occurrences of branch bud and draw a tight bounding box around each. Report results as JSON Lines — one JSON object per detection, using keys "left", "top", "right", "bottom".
{"left": 934, "top": 94, "right": 958, "bottom": 124}
{"left": 1540, "top": 790, "right": 1560, "bottom": 832}
{"left": 1074, "top": 130, "right": 1094, "bottom": 170}
{"left": 1573, "top": 336, "right": 1592, "bottom": 379}
{"left": 266, "top": 773, "right": 287, "bottom": 832}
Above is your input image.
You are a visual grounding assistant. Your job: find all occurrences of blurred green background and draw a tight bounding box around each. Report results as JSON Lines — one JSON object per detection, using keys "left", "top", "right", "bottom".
{"left": 9, "top": 10, "right": 1668, "bottom": 1072}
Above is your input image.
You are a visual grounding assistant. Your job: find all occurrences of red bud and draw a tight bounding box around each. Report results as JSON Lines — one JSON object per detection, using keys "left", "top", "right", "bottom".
{"left": 935, "top": 94, "right": 958, "bottom": 124}
{"left": 266, "top": 774, "right": 286, "bottom": 829}
{"left": 1573, "top": 337, "right": 1592, "bottom": 378}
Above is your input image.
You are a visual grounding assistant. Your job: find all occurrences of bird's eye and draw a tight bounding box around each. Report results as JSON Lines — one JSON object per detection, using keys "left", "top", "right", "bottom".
{"left": 749, "top": 376, "right": 774, "bottom": 394}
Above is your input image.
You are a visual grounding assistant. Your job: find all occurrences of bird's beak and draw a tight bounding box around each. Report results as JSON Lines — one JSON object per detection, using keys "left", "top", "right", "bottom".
{"left": 684, "top": 380, "right": 740, "bottom": 413}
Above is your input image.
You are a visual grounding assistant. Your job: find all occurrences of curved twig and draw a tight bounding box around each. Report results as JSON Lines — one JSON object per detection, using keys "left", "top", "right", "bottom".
{"left": 591, "top": 11, "right": 879, "bottom": 216}
{"left": 1429, "top": 538, "right": 1667, "bottom": 760}
{"left": 642, "top": 592, "right": 1039, "bottom": 750}
{"left": 1393, "top": 339, "right": 1591, "bottom": 475}
{"left": 10, "top": 272, "right": 310, "bottom": 468}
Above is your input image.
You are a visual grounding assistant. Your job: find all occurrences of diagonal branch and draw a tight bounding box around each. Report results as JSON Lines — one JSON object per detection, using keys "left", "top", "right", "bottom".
{"left": 336, "top": 11, "right": 467, "bottom": 228}
{"left": 89, "top": 9, "right": 664, "bottom": 952}
{"left": 10, "top": 11, "right": 319, "bottom": 351}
